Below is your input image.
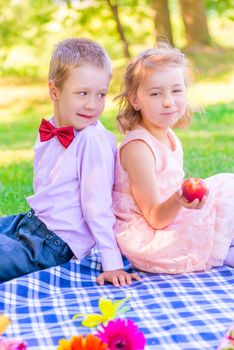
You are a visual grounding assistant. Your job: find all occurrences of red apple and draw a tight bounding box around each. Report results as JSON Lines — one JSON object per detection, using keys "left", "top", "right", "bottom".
{"left": 182, "top": 177, "right": 208, "bottom": 202}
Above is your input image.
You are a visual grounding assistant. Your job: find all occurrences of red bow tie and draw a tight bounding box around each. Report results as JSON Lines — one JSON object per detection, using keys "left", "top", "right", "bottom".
{"left": 39, "top": 119, "right": 74, "bottom": 148}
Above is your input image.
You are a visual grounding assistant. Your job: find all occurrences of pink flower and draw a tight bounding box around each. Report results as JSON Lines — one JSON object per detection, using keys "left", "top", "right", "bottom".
{"left": 96, "top": 319, "right": 146, "bottom": 350}
{"left": 0, "top": 336, "right": 27, "bottom": 350}
{"left": 217, "top": 324, "right": 234, "bottom": 350}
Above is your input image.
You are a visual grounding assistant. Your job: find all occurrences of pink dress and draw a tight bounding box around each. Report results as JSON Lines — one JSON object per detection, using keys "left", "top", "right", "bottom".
{"left": 113, "top": 127, "right": 234, "bottom": 274}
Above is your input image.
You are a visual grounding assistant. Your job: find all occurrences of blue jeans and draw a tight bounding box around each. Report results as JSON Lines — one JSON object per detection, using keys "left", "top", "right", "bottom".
{"left": 0, "top": 209, "right": 73, "bottom": 282}
{"left": 224, "top": 238, "right": 234, "bottom": 267}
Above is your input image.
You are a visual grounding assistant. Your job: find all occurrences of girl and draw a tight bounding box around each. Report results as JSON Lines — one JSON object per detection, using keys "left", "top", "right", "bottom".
{"left": 113, "top": 43, "right": 234, "bottom": 274}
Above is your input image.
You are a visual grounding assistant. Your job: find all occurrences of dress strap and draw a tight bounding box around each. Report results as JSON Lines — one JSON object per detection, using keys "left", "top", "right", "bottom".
{"left": 119, "top": 129, "right": 157, "bottom": 160}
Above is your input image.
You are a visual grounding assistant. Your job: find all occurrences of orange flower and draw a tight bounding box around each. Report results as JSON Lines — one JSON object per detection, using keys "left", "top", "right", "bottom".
{"left": 57, "top": 334, "right": 108, "bottom": 350}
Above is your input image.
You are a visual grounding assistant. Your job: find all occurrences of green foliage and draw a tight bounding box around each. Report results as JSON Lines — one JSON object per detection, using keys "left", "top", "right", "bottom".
{"left": 59, "top": 0, "right": 154, "bottom": 58}
{"left": 0, "top": 0, "right": 56, "bottom": 45}
{"left": 205, "top": 0, "right": 234, "bottom": 16}
{"left": 0, "top": 0, "right": 233, "bottom": 77}
{"left": 0, "top": 0, "right": 57, "bottom": 65}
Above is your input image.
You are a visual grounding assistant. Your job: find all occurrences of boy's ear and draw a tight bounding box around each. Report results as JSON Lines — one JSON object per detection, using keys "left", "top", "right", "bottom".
{"left": 48, "top": 80, "right": 59, "bottom": 101}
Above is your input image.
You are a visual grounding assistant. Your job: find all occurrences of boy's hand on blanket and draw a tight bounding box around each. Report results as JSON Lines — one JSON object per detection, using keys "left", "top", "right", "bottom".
{"left": 96, "top": 269, "right": 141, "bottom": 287}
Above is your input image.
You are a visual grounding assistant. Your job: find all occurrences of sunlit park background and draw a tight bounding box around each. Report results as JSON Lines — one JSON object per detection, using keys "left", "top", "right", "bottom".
{"left": 0, "top": 0, "right": 233, "bottom": 215}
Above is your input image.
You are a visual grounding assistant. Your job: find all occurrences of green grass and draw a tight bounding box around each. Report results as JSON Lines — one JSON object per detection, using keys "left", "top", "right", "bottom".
{"left": 0, "top": 161, "right": 33, "bottom": 215}
{"left": 0, "top": 49, "right": 234, "bottom": 216}
{"left": 178, "top": 101, "right": 234, "bottom": 178}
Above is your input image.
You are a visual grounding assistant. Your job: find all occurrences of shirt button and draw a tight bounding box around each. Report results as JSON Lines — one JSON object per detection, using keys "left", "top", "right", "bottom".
{"left": 54, "top": 239, "right": 61, "bottom": 246}
{"left": 27, "top": 211, "right": 32, "bottom": 218}
{"left": 46, "top": 233, "right": 53, "bottom": 240}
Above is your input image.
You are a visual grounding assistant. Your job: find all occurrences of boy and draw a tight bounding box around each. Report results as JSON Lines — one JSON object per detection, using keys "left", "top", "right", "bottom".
{"left": 0, "top": 38, "right": 140, "bottom": 286}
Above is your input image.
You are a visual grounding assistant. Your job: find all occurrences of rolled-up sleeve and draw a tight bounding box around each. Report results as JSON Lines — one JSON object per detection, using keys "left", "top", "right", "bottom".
{"left": 78, "top": 129, "right": 123, "bottom": 271}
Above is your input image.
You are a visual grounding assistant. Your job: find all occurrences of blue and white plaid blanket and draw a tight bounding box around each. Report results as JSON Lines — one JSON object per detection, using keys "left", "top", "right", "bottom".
{"left": 0, "top": 253, "right": 233, "bottom": 350}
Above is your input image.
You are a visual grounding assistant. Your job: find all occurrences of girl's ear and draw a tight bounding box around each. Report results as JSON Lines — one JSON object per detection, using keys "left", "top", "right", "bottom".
{"left": 128, "top": 91, "right": 139, "bottom": 111}
{"left": 48, "top": 80, "right": 59, "bottom": 101}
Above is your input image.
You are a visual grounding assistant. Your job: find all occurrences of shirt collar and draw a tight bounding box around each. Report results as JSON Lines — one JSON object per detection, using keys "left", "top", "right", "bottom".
{"left": 49, "top": 117, "right": 99, "bottom": 137}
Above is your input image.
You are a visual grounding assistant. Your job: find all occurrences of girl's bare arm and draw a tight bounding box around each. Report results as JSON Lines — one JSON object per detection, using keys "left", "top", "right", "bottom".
{"left": 121, "top": 140, "right": 207, "bottom": 230}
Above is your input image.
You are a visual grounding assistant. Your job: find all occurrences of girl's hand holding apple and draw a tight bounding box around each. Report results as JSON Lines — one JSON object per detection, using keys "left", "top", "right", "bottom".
{"left": 176, "top": 177, "right": 208, "bottom": 209}
{"left": 175, "top": 178, "right": 209, "bottom": 209}
{"left": 182, "top": 178, "right": 208, "bottom": 202}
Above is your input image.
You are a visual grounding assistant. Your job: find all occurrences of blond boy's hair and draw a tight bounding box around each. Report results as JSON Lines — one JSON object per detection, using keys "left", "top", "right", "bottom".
{"left": 49, "top": 38, "right": 112, "bottom": 88}
{"left": 116, "top": 42, "right": 192, "bottom": 133}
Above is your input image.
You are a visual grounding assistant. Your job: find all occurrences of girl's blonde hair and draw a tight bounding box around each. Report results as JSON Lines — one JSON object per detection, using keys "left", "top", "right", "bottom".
{"left": 116, "top": 42, "right": 192, "bottom": 133}
{"left": 49, "top": 38, "right": 112, "bottom": 89}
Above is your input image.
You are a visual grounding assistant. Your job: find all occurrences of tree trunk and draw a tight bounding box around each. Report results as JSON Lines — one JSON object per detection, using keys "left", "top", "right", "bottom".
{"left": 106, "top": 0, "right": 130, "bottom": 58}
{"left": 178, "top": 0, "right": 211, "bottom": 47}
{"left": 151, "top": 0, "right": 173, "bottom": 45}
{"left": 64, "top": 0, "right": 72, "bottom": 8}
